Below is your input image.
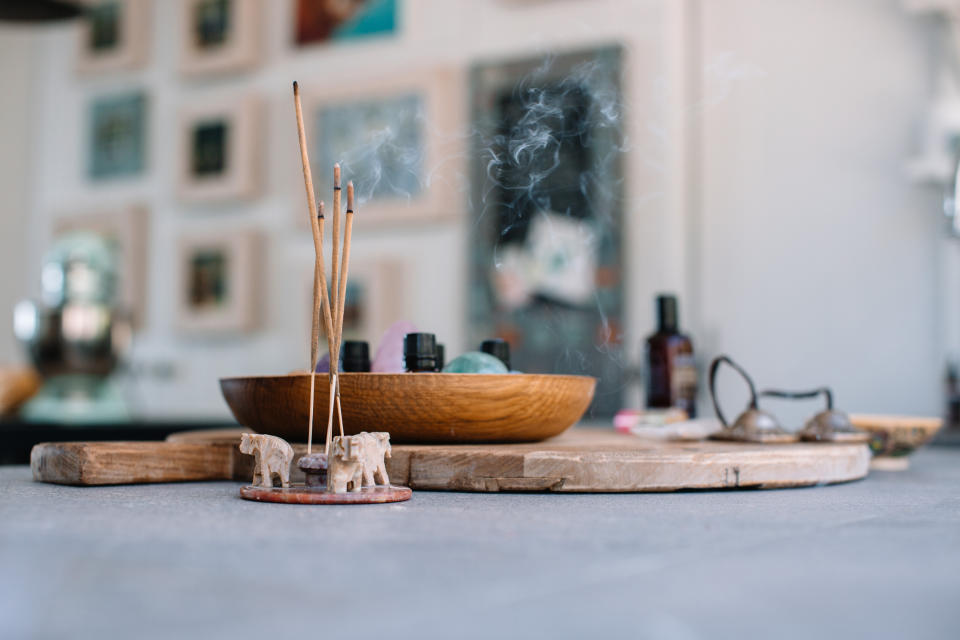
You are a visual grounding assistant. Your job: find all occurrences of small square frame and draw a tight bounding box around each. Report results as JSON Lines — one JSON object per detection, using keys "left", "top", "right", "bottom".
{"left": 300, "top": 68, "right": 465, "bottom": 227}
{"left": 53, "top": 205, "right": 149, "bottom": 329}
{"left": 76, "top": 0, "right": 151, "bottom": 74}
{"left": 176, "top": 230, "right": 262, "bottom": 334}
{"left": 177, "top": 96, "right": 262, "bottom": 202}
{"left": 179, "top": 0, "right": 261, "bottom": 76}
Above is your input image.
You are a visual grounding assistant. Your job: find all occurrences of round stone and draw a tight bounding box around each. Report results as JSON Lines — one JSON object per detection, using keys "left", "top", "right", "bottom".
{"left": 442, "top": 351, "right": 509, "bottom": 374}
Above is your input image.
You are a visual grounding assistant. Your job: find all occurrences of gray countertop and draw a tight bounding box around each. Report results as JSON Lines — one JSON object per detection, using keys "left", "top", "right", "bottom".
{"left": 1, "top": 448, "right": 958, "bottom": 640}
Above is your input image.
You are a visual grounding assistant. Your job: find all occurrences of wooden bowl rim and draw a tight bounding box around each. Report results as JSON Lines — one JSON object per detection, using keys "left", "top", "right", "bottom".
{"left": 220, "top": 372, "right": 597, "bottom": 384}
{"left": 848, "top": 414, "right": 944, "bottom": 432}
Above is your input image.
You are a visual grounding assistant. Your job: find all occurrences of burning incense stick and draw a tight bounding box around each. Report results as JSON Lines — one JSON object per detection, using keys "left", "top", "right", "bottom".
{"left": 330, "top": 165, "right": 342, "bottom": 344}
{"left": 331, "top": 182, "right": 356, "bottom": 435}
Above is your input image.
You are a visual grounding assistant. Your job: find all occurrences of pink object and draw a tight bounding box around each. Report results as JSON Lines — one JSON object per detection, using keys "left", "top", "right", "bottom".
{"left": 372, "top": 321, "right": 418, "bottom": 373}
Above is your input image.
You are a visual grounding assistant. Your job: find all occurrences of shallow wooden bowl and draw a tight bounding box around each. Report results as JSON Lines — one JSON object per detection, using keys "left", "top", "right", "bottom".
{"left": 848, "top": 414, "right": 943, "bottom": 471}
{"left": 220, "top": 373, "right": 596, "bottom": 444}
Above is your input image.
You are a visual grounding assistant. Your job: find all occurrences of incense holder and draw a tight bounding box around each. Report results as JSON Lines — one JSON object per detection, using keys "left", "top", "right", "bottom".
{"left": 297, "top": 452, "right": 327, "bottom": 487}
{"left": 239, "top": 485, "right": 411, "bottom": 504}
{"left": 242, "top": 433, "right": 409, "bottom": 504}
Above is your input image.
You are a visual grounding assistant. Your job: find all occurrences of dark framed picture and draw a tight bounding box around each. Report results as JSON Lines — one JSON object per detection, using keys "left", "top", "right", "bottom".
{"left": 88, "top": 92, "right": 147, "bottom": 180}
{"left": 76, "top": 0, "right": 150, "bottom": 74}
{"left": 468, "top": 47, "right": 625, "bottom": 417}
{"left": 177, "top": 230, "right": 261, "bottom": 334}
{"left": 178, "top": 96, "right": 260, "bottom": 202}
{"left": 180, "top": 0, "right": 260, "bottom": 76}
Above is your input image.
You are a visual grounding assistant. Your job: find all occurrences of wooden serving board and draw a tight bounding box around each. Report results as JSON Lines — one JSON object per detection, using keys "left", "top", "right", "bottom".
{"left": 31, "top": 429, "right": 870, "bottom": 491}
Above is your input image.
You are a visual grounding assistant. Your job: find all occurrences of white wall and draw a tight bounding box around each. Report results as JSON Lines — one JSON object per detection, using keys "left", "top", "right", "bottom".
{"left": 695, "top": 0, "right": 942, "bottom": 422}
{"left": 0, "top": 29, "right": 34, "bottom": 365}
{"left": 12, "top": 0, "right": 943, "bottom": 421}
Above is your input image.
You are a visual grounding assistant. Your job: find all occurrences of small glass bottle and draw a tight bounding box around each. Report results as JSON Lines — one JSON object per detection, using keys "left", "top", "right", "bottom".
{"left": 481, "top": 339, "right": 511, "bottom": 370}
{"left": 341, "top": 340, "right": 371, "bottom": 372}
{"left": 645, "top": 294, "right": 697, "bottom": 417}
{"left": 403, "top": 333, "right": 439, "bottom": 372}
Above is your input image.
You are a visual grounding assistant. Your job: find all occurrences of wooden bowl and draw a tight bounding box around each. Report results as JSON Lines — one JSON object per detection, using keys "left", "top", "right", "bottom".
{"left": 220, "top": 372, "right": 596, "bottom": 444}
{"left": 848, "top": 414, "right": 944, "bottom": 471}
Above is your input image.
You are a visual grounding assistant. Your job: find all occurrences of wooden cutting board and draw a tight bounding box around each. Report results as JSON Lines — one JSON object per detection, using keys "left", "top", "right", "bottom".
{"left": 31, "top": 428, "right": 870, "bottom": 491}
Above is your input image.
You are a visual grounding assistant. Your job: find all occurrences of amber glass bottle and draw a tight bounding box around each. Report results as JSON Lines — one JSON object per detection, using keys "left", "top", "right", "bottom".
{"left": 645, "top": 294, "right": 697, "bottom": 417}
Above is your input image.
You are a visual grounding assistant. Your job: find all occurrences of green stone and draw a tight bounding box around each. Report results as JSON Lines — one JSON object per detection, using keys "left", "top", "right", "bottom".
{"left": 442, "top": 351, "right": 509, "bottom": 374}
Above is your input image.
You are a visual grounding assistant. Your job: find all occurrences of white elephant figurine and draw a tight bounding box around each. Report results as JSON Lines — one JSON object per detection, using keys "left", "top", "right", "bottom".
{"left": 360, "top": 432, "right": 392, "bottom": 487}
{"left": 328, "top": 434, "right": 366, "bottom": 493}
{"left": 239, "top": 433, "right": 294, "bottom": 488}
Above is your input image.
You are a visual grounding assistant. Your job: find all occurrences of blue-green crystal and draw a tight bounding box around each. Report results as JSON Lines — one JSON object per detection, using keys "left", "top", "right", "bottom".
{"left": 442, "top": 351, "right": 508, "bottom": 374}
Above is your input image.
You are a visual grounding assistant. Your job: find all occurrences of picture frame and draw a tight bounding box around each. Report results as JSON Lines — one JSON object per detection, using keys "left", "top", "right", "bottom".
{"left": 291, "top": 0, "right": 398, "bottom": 48}
{"left": 76, "top": 0, "right": 151, "bottom": 74}
{"left": 301, "top": 68, "right": 465, "bottom": 227}
{"left": 179, "top": 0, "right": 261, "bottom": 76}
{"left": 468, "top": 46, "right": 625, "bottom": 417}
{"left": 88, "top": 91, "right": 147, "bottom": 181}
{"left": 53, "top": 205, "right": 149, "bottom": 329}
{"left": 295, "top": 255, "right": 407, "bottom": 354}
{"left": 176, "top": 230, "right": 261, "bottom": 334}
{"left": 177, "top": 96, "right": 261, "bottom": 203}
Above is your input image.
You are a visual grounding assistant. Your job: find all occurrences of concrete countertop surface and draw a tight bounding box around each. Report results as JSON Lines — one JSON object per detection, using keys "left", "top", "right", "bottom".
{"left": 1, "top": 448, "right": 958, "bottom": 640}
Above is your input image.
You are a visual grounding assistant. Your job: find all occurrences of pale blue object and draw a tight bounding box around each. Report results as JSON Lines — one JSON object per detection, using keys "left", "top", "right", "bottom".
{"left": 442, "top": 351, "right": 508, "bottom": 374}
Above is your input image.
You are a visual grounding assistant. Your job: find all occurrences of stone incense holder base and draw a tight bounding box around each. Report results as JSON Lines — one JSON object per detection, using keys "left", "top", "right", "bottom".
{"left": 239, "top": 484, "right": 412, "bottom": 505}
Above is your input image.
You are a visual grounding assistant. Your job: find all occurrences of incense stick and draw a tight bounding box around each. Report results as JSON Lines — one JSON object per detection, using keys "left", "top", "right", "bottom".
{"left": 332, "top": 182, "right": 356, "bottom": 437}
{"left": 309, "top": 202, "right": 337, "bottom": 453}
{"left": 330, "top": 164, "right": 342, "bottom": 348}
{"left": 293, "top": 82, "right": 320, "bottom": 367}
{"left": 293, "top": 80, "right": 335, "bottom": 455}
{"left": 293, "top": 80, "right": 320, "bottom": 454}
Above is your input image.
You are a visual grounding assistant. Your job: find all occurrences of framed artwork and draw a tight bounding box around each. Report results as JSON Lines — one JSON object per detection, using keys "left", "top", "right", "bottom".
{"left": 176, "top": 231, "right": 261, "bottom": 334}
{"left": 293, "top": 0, "right": 397, "bottom": 47}
{"left": 88, "top": 91, "right": 147, "bottom": 180}
{"left": 469, "top": 47, "right": 625, "bottom": 417}
{"left": 302, "top": 68, "right": 464, "bottom": 226}
{"left": 295, "top": 256, "right": 406, "bottom": 354}
{"left": 179, "top": 0, "right": 260, "bottom": 76}
{"left": 53, "top": 205, "right": 149, "bottom": 328}
{"left": 76, "top": 0, "right": 150, "bottom": 74}
{"left": 177, "top": 96, "right": 261, "bottom": 202}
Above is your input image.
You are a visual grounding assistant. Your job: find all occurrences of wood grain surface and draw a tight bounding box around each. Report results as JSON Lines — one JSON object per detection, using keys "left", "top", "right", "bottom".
{"left": 31, "top": 429, "right": 870, "bottom": 491}
{"left": 30, "top": 442, "right": 237, "bottom": 486}
{"left": 219, "top": 373, "right": 596, "bottom": 443}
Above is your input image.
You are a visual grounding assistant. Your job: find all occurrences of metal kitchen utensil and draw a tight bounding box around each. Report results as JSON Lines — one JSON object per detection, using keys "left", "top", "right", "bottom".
{"left": 708, "top": 355, "right": 798, "bottom": 444}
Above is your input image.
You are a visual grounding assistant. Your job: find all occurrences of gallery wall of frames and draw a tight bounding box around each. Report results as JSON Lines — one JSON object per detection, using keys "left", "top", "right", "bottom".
{"left": 27, "top": 0, "right": 672, "bottom": 418}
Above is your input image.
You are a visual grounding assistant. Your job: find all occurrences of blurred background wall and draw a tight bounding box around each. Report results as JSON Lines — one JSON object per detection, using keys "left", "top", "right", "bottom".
{"left": 0, "top": 0, "right": 948, "bottom": 424}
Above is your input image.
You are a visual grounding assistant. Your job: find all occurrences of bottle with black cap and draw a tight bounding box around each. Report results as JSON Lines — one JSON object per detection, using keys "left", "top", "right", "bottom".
{"left": 341, "top": 340, "right": 371, "bottom": 372}
{"left": 481, "top": 339, "right": 511, "bottom": 370}
{"left": 404, "top": 333, "right": 439, "bottom": 372}
{"left": 645, "top": 294, "right": 697, "bottom": 417}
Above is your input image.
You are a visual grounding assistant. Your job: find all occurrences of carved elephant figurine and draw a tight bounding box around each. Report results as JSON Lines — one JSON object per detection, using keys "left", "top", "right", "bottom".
{"left": 327, "top": 434, "right": 366, "bottom": 493}
{"left": 360, "top": 432, "right": 391, "bottom": 487}
{"left": 239, "top": 433, "right": 294, "bottom": 488}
